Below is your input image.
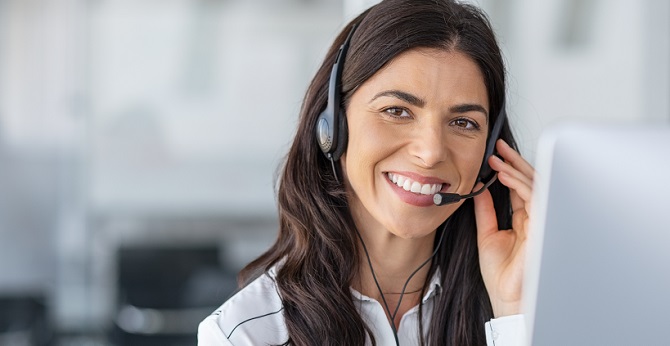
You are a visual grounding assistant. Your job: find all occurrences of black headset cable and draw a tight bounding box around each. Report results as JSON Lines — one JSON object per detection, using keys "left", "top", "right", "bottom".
{"left": 355, "top": 221, "right": 448, "bottom": 346}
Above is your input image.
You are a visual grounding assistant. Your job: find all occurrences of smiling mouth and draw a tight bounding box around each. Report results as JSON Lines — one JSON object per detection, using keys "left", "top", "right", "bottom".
{"left": 386, "top": 172, "right": 444, "bottom": 195}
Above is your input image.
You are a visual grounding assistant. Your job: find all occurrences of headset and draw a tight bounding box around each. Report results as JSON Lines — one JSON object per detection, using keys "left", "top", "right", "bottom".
{"left": 313, "top": 22, "right": 508, "bottom": 346}
{"left": 315, "top": 24, "right": 507, "bottom": 201}
{"left": 315, "top": 25, "right": 358, "bottom": 181}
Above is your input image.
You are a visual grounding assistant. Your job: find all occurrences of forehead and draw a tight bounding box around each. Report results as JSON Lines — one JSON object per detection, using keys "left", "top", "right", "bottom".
{"left": 353, "top": 47, "right": 489, "bottom": 111}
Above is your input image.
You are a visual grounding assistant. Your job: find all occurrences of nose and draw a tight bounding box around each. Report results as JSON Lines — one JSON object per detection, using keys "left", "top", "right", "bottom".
{"left": 408, "top": 122, "right": 448, "bottom": 168}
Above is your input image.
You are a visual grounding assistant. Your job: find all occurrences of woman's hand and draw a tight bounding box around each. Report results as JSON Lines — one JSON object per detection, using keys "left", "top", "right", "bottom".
{"left": 473, "top": 139, "right": 535, "bottom": 318}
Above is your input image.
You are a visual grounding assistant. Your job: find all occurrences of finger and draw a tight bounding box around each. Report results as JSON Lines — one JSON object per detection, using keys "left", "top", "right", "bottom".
{"left": 509, "top": 188, "right": 531, "bottom": 221}
{"left": 473, "top": 182, "right": 500, "bottom": 244}
{"left": 496, "top": 139, "right": 535, "bottom": 178}
{"left": 510, "top": 189, "right": 530, "bottom": 238}
{"left": 497, "top": 171, "right": 533, "bottom": 204}
{"left": 496, "top": 139, "right": 534, "bottom": 176}
{"left": 500, "top": 172, "right": 533, "bottom": 222}
{"left": 490, "top": 155, "right": 533, "bottom": 189}
{"left": 509, "top": 185, "right": 525, "bottom": 213}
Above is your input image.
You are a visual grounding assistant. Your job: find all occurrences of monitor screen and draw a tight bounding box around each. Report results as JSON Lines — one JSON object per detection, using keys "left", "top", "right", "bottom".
{"left": 524, "top": 124, "right": 670, "bottom": 345}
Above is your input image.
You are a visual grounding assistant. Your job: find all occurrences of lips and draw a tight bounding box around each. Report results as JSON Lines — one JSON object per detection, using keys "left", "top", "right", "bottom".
{"left": 385, "top": 172, "right": 445, "bottom": 195}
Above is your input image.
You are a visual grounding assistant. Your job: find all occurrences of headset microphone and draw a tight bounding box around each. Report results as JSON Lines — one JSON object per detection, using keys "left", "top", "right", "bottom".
{"left": 433, "top": 173, "right": 498, "bottom": 206}
{"left": 433, "top": 103, "right": 507, "bottom": 206}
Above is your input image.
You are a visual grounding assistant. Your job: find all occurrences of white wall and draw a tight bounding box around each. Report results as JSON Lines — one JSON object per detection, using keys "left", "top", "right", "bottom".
{"left": 504, "top": 0, "right": 670, "bottom": 159}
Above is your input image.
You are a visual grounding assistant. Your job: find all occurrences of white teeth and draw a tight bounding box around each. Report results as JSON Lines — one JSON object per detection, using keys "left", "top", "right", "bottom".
{"left": 421, "top": 184, "right": 431, "bottom": 194}
{"left": 387, "top": 173, "right": 443, "bottom": 196}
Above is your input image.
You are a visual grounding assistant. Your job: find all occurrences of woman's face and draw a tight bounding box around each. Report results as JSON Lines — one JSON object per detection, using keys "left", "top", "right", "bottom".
{"left": 341, "top": 48, "right": 489, "bottom": 239}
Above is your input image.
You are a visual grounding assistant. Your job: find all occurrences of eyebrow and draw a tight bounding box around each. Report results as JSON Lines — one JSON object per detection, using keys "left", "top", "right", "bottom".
{"left": 370, "top": 89, "right": 488, "bottom": 118}
{"left": 370, "top": 90, "right": 426, "bottom": 107}
{"left": 449, "top": 103, "right": 488, "bottom": 117}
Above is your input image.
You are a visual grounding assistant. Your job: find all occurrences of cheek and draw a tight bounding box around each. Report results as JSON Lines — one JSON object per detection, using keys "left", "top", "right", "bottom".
{"left": 341, "top": 120, "right": 398, "bottom": 197}
{"left": 453, "top": 139, "right": 488, "bottom": 185}
{"left": 342, "top": 135, "right": 374, "bottom": 188}
{"left": 344, "top": 120, "right": 386, "bottom": 170}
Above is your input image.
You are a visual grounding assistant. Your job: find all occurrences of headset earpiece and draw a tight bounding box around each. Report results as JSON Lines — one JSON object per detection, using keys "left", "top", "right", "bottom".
{"left": 478, "top": 103, "right": 507, "bottom": 182}
{"left": 331, "top": 109, "right": 348, "bottom": 160}
{"left": 316, "top": 24, "right": 358, "bottom": 161}
{"left": 315, "top": 61, "right": 341, "bottom": 156}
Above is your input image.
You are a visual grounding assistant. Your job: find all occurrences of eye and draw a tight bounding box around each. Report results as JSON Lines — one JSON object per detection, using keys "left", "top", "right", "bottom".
{"left": 382, "top": 107, "right": 412, "bottom": 119}
{"left": 450, "top": 118, "right": 480, "bottom": 130}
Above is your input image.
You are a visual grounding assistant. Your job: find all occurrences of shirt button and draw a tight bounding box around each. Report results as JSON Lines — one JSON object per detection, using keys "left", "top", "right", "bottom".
{"left": 492, "top": 330, "right": 499, "bottom": 340}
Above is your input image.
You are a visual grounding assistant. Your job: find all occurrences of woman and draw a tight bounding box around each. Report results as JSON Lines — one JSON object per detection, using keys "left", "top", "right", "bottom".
{"left": 199, "top": 0, "right": 533, "bottom": 345}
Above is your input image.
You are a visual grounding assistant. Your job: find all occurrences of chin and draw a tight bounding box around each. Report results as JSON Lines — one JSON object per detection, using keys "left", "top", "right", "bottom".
{"left": 387, "top": 222, "right": 442, "bottom": 240}
{"left": 394, "top": 231, "right": 433, "bottom": 240}
{"left": 389, "top": 210, "right": 456, "bottom": 238}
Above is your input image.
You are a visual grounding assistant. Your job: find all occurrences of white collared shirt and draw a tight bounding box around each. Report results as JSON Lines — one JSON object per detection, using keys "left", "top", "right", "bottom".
{"left": 198, "top": 267, "right": 525, "bottom": 345}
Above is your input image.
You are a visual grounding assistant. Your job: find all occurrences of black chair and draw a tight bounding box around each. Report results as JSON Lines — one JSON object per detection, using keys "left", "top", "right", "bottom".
{"left": 112, "top": 246, "right": 237, "bottom": 346}
{"left": 0, "top": 295, "right": 52, "bottom": 346}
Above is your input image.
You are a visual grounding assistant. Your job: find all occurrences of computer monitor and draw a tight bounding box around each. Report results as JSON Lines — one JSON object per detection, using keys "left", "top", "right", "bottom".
{"left": 523, "top": 123, "right": 670, "bottom": 345}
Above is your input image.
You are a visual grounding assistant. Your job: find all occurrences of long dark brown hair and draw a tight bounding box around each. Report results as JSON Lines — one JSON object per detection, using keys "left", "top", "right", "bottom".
{"left": 239, "top": 0, "right": 517, "bottom": 345}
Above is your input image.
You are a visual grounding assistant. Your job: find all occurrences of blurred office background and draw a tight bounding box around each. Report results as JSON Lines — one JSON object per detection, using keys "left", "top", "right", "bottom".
{"left": 0, "top": 0, "right": 667, "bottom": 344}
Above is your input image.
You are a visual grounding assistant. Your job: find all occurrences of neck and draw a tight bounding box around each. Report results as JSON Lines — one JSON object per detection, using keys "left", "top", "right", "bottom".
{"left": 356, "top": 232, "right": 435, "bottom": 294}
{"left": 354, "top": 227, "right": 437, "bottom": 328}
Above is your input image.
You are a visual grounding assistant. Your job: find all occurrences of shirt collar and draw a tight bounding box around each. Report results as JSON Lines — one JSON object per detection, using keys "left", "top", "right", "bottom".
{"left": 350, "top": 268, "right": 442, "bottom": 304}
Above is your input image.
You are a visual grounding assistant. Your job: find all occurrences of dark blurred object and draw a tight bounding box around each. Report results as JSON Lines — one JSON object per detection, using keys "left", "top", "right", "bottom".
{"left": 111, "top": 246, "right": 236, "bottom": 346}
{"left": 0, "top": 295, "right": 53, "bottom": 346}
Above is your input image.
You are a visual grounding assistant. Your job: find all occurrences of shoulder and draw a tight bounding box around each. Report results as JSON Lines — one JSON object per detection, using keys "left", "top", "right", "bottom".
{"left": 197, "top": 269, "right": 288, "bottom": 345}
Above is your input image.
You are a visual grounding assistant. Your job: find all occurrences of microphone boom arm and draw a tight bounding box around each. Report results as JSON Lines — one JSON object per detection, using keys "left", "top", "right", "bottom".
{"left": 433, "top": 174, "right": 498, "bottom": 206}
